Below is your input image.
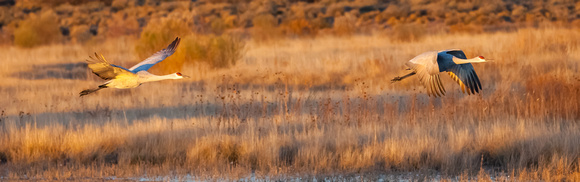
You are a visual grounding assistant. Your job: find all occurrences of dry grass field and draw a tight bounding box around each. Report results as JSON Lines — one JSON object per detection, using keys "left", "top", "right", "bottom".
{"left": 0, "top": 27, "right": 579, "bottom": 180}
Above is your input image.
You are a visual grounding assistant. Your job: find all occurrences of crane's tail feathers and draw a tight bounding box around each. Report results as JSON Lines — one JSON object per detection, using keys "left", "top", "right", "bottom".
{"left": 391, "top": 71, "right": 416, "bottom": 83}
{"left": 79, "top": 85, "right": 108, "bottom": 97}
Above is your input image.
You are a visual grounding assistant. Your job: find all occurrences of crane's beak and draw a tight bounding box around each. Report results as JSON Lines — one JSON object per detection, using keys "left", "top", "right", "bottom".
{"left": 183, "top": 75, "right": 190, "bottom": 78}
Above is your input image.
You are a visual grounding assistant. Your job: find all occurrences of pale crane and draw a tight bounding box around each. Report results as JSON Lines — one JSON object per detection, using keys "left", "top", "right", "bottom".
{"left": 391, "top": 49, "right": 487, "bottom": 97}
{"left": 80, "top": 37, "right": 188, "bottom": 97}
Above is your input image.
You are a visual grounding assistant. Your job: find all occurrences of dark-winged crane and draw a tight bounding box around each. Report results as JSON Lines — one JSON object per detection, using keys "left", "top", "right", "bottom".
{"left": 391, "top": 49, "right": 487, "bottom": 97}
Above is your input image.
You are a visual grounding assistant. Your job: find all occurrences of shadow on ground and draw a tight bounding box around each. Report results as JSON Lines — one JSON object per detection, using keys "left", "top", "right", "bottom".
{"left": 12, "top": 62, "right": 88, "bottom": 80}
{"left": 1, "top": 92, "right": 422, "bottom": 128}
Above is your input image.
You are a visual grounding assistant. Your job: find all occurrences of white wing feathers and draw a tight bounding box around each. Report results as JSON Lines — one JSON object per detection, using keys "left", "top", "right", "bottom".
{"left": 128, "top": 37, "right": 181, "bottom": 73}
{"left": 406, "top": 51, "right": 446, "bottom": 97}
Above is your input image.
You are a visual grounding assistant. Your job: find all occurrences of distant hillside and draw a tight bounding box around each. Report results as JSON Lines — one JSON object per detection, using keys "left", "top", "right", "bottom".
{"left": 1, "top": 0, "right": 578, "bottom": 46}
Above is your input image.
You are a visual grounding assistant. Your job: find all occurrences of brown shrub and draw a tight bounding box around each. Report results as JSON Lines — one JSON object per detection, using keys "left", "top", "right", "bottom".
{"left": 325, "top": 4, "right": 345, "bottom": 17}
{"left": 135, "top": 18, "right": 191, "bottom": 73}
{"left": 0, "top": 7, "right": 9, "bottom": 24}
{"left": 210, "top": 17, "right": 227, "bottom": 35}
{"left": 283, "top": 18, "right": 317, "bottom": 37}
{"left": 0, "top": 9, "right": 14, "bottom": 46}
{"left": 456, "top": 1, "right": 475, "bottom": 12}
{"left": 382, "top": 3, "right": 410, "bottom": 18}
{"left": 105, "top": 12, "right": 140, "bottom": 38}
{"left": 0, "top": 30, "right": 11, "bottom": 46}
{"left": 386, "top": 16, "right": 400, "bottom": 26}
{"left": 175, "top": 33, "right": 246, "bottom": 69}
{"left": 137, "top": 28, "right": 245, "bottom": 73}
{"left": 333, "top": 14, "right": 356, "bottom": 36}
{"left": 53, "top": 3, "right": 75, "bottom": 17}
{"left": 111, "top": 0, "right": 132, "bottom": 10}
{"left": 13, "top": 10, "right": 62, "bottom": 48}
{"left": 310, "top": 15, "right": 332, "bottom": 30}
{"left": 205, "top": 34, "right": 245, "bottom": 68}
{"left": 251, "top": 14, "right": 280, "bottom": 42}
{"left": 477, "top": 0, "right": 506, "bottom": 15}
{"left": 17, "top": 0, "right": 111, "bottom": 7}
{"left": 571, "top": 19, "right": 580, "bottom": 28}
{"left": 389, "top": 23, "right": 426, "bottom": 42}
{"left": 222, "top": 13, "right": 237, "bottom": 28}
{"left": 70, "top": 25, "right": 92, "bottom": 44}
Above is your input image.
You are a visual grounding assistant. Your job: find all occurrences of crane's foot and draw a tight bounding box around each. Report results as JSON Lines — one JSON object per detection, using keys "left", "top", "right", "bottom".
{"left": 391, "top": 76, "right": 402, "bottom": 83}
{"left": 391, "top": 71, "right": 416, "bottom": 83}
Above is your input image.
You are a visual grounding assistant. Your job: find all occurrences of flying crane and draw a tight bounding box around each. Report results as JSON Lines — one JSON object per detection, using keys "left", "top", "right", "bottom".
{"left": 391, "top": 49, "right": 487, "bottom": 97}
{"left": 80, "top": 37, "right": 187, "bottom": 97}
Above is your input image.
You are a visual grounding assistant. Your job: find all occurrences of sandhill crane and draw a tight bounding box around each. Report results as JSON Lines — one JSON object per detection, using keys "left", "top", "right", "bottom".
{"left": 391, "top": 49, "right": 487, "bottom": 97}
{"left": 80, "top": 37, "right": 188, "bottom": 97}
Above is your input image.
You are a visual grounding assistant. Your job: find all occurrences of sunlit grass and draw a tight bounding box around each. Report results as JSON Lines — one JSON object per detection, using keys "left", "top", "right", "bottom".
{"left": 0, "top": 28, "right": 579, "bottom": 180}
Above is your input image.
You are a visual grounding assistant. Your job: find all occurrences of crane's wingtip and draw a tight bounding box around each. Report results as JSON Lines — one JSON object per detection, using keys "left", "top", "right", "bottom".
{"left": 167, "top": 37, "right": 181, "bottom": 50}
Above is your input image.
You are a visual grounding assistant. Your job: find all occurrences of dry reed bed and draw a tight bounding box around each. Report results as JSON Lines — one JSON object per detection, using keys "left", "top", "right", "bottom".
{"left": 0, "top": 28, "right": 580, "bottom": 180}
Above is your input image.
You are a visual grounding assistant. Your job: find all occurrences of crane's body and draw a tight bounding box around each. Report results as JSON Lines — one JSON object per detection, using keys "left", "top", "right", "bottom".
{"left": 392, "top": 49, "right": 487, "bottom": 97}
{"left": 80, "top": 37, "right": 187, "bottom": 96}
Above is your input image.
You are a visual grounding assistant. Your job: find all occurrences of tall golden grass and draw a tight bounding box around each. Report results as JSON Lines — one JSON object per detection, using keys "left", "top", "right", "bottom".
{"left": 0, "top": 28, "right": 579, "bottom": 180}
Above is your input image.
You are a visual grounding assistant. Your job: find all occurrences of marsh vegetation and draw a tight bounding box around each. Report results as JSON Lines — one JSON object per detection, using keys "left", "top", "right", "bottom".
{"left": 0, "top": 0, "right": 580, "bottom": 181}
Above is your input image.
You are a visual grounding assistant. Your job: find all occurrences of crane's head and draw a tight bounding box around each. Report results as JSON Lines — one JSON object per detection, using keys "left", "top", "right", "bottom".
{"left": 174, "top": 72, "right": 190, "bottom": 79}
{"left": 472, "top": 56, "right": 489, "bottom": 63}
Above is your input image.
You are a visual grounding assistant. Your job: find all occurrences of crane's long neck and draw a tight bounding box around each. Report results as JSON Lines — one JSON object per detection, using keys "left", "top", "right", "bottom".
{"left": 141, "top": 73, "right": 179, "bottom": 83}
{"left": 452, "top": 57, "right": 485, "bottom": 64}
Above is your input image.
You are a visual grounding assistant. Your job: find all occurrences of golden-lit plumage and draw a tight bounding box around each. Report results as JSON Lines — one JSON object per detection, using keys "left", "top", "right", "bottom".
{"left": 86, "top": 53, "right": 133, "bottom": 81}
{"left": 80, "top": 37, "right": 187, "bottom": 97}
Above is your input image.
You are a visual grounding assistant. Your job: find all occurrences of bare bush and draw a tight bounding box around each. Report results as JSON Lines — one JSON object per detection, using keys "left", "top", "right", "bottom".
{"left": 105, "top": 12, "right": 140, "bottom": 38}
{"left": 389, "top": 23, "right": 426, "bottom": 42}
{"left": 177, "top": 34, "right": 245, "bottom": 69}
{"left": 251, "top": 14, "right": 280, "bottom": 43}
{"left": 333, "top": 13, "right": 356, "bottom": 36}
{"left": 70, "top": 25, "right": 92, "bottom": 44}
{"left": 13, "top": 11, "right": 62, "bottom": 48}
{"left": 282, "top": 18, "right": 317, "bottom": 37}
{"left": 135, "top": 18, "right": 191, "bottom": 73}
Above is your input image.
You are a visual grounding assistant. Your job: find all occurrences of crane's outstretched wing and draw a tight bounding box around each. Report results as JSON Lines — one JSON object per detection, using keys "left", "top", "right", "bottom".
{"left": 409, "top": 64, "right": 446, "bottom": 97}
{"left": 406, "top": 51, "right": 446, "bottom": 97}
{"left": 441, "top": 49, "right": 467, "bottom": 59}
{"left": 440, "top": 49, "right": 482, "bottom": 95}
{"left": 446, "top": 64, "right": 481, "bottom": 95}
{"left": 87, "top": 53, "right": 133, "bottom": 80}
{"left": 129, "top": 37, "right": 181, "bottom": 73}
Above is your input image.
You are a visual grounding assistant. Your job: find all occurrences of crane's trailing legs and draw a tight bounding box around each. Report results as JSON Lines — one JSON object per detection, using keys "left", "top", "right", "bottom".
{"left": 80, "top": 84, "right": 108, "bottom": 97}
{"left": 391, "top": 71, "right": 416, "bottom": 83}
